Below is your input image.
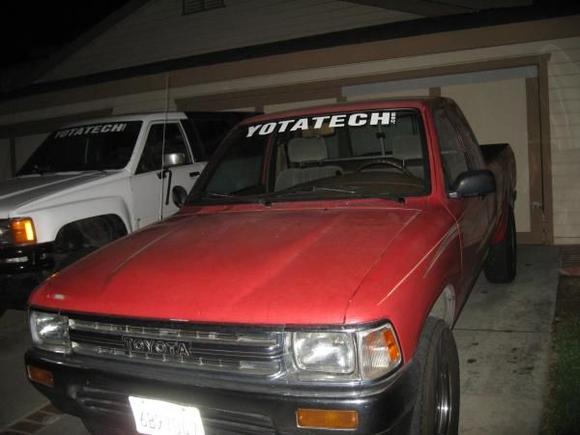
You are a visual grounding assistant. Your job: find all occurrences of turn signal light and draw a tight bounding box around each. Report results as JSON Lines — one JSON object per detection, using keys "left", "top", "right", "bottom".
{"left": 11, "top": 218, "right": 36, "bottom": 244}
{"left": 296, "top": 408, "right": 359, "bottom": 430}
{"left": 26, "top": 365, "right": 54, "bottom": 387}
{"left": 383, "top": 328, "right": 401, "bottom": 362}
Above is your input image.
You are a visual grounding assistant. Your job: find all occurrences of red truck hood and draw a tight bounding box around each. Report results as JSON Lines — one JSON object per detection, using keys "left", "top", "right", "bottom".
{"left": 31, "top": 203, "right": 420, "bottom": 325}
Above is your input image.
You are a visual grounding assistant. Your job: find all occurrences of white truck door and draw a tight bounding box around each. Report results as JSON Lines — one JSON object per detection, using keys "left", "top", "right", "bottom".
{"left": 160, "top": 123, "right": 204, "bottom": 218}
{"left": 130, "top": 122, "right": 166, "bottom": 229}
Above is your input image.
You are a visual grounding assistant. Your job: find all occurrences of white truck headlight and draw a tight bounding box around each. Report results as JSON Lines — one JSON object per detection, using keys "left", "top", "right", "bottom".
{"left": 0, "top": 219, "right": 12, "bottom": 245}
{"left": 293, "top": 332, "right": 356, "bottom": 374}
{"left": 29, "top": 311, "right": 71, "bottom": 354}
{"left": 0, "top": 218, "right": 37, "bottom": 245}
{"left": 288, "top": 323, "right": 402, "bottom": 382}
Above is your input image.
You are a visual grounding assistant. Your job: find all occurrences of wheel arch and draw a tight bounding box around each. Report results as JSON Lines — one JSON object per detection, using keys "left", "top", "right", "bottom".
{"left": 54, "top": 214, "right": 128, "bottom": 247}
{"left": 427, "top": 284, "right": 456, "bottom": 329}
{"left": 29, "top": 197, "right": 132, "bottom": 244}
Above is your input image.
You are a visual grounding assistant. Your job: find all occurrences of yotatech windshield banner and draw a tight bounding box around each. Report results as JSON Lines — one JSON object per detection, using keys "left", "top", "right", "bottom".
{"left": 54, "top": 123, "right": 128, "bottom": 138}
{"left": 246, "top": 111, "right": 397, "bottom": 137}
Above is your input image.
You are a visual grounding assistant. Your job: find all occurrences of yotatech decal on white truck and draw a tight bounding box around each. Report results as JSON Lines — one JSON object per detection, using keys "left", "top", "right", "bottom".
{"left": 54, "top": 123, "right": 128, "bottom": 138}
{"left": 246, "top": 111, "right": 397, "bottom": 137}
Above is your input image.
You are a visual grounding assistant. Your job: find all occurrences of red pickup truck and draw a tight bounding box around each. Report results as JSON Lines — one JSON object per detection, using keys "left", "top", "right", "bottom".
{"left": 26, "top": 97, "right": 516, "bottom": 435}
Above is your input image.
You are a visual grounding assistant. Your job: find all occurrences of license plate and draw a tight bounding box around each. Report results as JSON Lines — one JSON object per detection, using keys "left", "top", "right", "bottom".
{"left": 129, "top": 396, "right": 205, "bottom": 435}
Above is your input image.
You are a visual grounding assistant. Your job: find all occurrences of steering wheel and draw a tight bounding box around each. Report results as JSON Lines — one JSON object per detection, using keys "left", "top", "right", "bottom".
{"left": 355, "top": 158, "right": 414, "bottom": 177}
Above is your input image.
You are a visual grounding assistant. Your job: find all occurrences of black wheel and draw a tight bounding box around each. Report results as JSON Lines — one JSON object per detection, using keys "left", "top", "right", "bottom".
{"left": 484, "top": 207, "right": 517, "bottom": 283}
{"left": 410, "top": 317, "right": 460, "bottom": 435}
{"left": 54, "top": 216, "right": 127, "bottom": 271}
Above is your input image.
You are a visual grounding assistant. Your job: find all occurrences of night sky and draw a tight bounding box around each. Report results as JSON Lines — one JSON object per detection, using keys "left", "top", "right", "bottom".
{"left": 0, "top": 1, "right": 130, "bottom": 68}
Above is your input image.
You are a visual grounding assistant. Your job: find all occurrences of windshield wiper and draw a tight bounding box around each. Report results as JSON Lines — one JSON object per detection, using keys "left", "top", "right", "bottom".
{"left": 30, "top": 164, "right": 49, "bottom": 175}
{"left": 198, "top": 192, "right": 272, "bottom": 206}
{"left": 311, "top": 186, "right": 357, "bottom": 194}
{"left": 268, "top": 185, "right": 405, "bottom": 203}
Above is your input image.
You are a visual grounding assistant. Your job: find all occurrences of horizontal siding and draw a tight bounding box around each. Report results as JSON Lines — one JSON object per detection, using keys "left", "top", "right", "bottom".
{"left": 548, "top": 63, "right": 580, "bottom": 76}
{"left": 41, "top": 0, "right": 417, "bottom": 82}
{"left": 548, "top": 37, "right": 580, "bottom": 241}
{"left": 549, "top": 87, "right": 580, "bottom": 101}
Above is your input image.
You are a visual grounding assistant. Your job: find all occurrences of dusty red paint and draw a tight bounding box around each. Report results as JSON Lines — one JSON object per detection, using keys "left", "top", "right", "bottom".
{"left": 29, "top": 98, "right": 513, "bottom": 363}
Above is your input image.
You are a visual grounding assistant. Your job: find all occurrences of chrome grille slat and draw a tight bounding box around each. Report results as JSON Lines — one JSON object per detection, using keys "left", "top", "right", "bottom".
{"left": 68, "top": 317, "right": 284, "bottom": 377}
{"left": 69, "top": 318, "right": 277, "bottom": 346}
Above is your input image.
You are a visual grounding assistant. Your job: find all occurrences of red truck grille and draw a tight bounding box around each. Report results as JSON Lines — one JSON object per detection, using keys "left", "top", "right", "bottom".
{"left": 68, "top": 317, "right": 284, "bottom": 377}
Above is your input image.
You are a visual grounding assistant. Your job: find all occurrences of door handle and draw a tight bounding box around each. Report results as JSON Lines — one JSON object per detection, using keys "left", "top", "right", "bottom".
{"left": 189, "top": 171, "right": 200, "bottom": 178}
{"left": 157, "top": 169, "right": 170, "bottom": 180}
{"left": 164, "top": 169, "right": 173, "bottom": 205}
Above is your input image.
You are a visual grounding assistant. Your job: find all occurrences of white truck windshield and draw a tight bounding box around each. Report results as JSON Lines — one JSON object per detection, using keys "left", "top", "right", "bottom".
{"left": 18, "top": 121, "right": 143, "bottom": 175}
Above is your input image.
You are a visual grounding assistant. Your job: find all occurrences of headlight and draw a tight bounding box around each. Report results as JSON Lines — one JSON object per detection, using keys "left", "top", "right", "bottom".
{"left": 293, "top": 332, "right": 355, "bottom": 374}
{"left": 0, "top": 218, "right": 37, "bottom": 245}
{"left": 287, "top": 323, "right": 402, "bottom": 382}
{"left": 11, "top": 218, "right": 37, "bottom": 244}
{"left": 29, "top": 311, "right": 71, "bottom": 354}
{"left": 0, "top": 219, "right": 11, "bottom": 245}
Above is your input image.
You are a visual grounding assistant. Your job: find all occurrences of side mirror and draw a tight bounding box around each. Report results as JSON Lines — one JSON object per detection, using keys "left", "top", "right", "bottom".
{"left": 163, "top": 152, "right": 186, "bottom": 168}
{"left": 172, "top": 185, "right": 188, "bottom": 208}
{"left": 449, "top": 170, "right": 496, "bottom": 199}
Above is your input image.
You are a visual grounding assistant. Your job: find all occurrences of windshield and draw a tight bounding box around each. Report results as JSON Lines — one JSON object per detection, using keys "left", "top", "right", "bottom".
{"left": 18, "top": 121, "right": 142, "bottom": 175}
{"left": 190, "top": 109, "right": 428, "bottom": 204}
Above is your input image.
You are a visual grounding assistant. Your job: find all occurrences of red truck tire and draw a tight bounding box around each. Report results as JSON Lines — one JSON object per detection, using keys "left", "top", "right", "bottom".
{"left": 410, "top": 317, "right": 460, "bottom": 435}
{"left": 484, "top": 208, "right": 517, "bottom": 283}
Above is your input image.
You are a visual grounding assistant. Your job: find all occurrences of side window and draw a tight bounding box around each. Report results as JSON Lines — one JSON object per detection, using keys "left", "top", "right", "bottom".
{"left": 434, "top": 110, "right": 469, "bottom": 189}
{"left": 137, "top": 123, "right": 192, "bottom": 174}
{"left": 448, "top": 104, "right": 484, "bottom": 169}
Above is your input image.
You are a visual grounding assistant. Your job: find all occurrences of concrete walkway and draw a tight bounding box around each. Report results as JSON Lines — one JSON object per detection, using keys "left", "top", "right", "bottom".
{"left": 0, "top": 246, "right": 559, "bottom": 434}
{"left": 456, "top": 246, "right": 559, "bottom": 434}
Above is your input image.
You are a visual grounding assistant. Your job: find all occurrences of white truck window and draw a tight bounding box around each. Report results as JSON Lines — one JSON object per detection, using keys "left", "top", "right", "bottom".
{"left": 137, "top": 123, "right": 192, "bottom": 174}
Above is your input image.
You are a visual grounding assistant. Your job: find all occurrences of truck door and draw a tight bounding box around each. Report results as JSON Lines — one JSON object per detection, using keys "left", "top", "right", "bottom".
{"left": 447, "top": 103, "right": 496, "bottom": 232}
{"left": 435, "top": 108, "right": 489, "bottom": 305}
{"left": 130, "top": 122, "right": 201, "bottom": 229}
{"left": 160, "top": 123, "right": 204, "bottom": 218}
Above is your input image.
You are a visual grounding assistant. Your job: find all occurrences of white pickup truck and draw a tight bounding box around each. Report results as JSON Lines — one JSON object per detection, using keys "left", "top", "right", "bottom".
{"left": 0, "top": 111, "right": 252, "bottom": 311}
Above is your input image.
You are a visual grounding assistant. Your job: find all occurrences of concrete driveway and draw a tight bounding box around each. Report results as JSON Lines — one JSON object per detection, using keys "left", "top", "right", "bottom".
{"left": 456, "top": 246, "right": 559, "bottom": 434}
{"left": 0, "top": 246, "right": 559, "bottom": 434}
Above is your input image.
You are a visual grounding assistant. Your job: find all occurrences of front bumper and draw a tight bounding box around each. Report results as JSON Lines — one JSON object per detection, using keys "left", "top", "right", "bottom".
{"left": 0, "top": 242, "right": 54, "bottom": 274}
{"left": 26, "top": 349, "right": 418, "bottom": 434}
{"left": 0, "top": 243, "right": 53, "bottom": 308}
